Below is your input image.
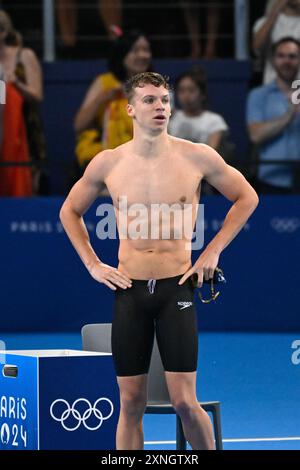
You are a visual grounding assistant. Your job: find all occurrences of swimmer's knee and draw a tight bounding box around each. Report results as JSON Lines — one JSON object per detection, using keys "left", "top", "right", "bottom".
{"left": 120, "top": 391, "right": 147, "bottom": 417}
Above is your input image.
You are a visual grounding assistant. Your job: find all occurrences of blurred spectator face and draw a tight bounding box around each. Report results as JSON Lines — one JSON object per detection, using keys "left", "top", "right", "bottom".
{"left": 123, "top": 36, "right": 152, "bottom": 76}
{"left": 176, "top": 77, "right": 204, "bottom": 114}
{"left": 273, "top": 41, "right": 300, "bottom": 82}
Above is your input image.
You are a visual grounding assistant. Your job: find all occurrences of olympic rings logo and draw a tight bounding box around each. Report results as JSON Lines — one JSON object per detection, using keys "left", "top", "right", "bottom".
{"left": 270, "top": 218, "right": 300, "bottom": 233}
{"left": 50, "top": 398, "right": 114, "bottom": 432}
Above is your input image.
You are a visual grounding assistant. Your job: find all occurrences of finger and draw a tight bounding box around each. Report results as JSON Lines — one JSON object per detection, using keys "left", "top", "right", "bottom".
{"left": 209, "top": 268, "right": 215, "bottom": 280}
{"left": 197, "top": 270, "right": 204, "bottom": 288}
{"left": 111, "top": 273, "right": 132, "bottom": 289}
{"left": 109, "top": 274, "right": 129, "bottom": 289}
{"left": 204, "top": 268, "right": 213, "bottom": 281}
{"left": 116, "top": 271, "right": 132, "bottom": 285}
{"left": 178, "top": 268, "right": 193, "bottom": 285}
{"left": 102, "top": 279, "right": 117, "bottom": 291}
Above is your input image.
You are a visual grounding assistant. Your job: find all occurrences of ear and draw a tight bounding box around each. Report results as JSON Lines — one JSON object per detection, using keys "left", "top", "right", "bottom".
{"left": 127, "top": 103, "right": 134, "bottom": 118}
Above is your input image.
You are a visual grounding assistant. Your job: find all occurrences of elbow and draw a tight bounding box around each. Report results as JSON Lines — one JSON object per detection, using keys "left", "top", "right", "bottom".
{"left": 60, "top": 200, "right": 81, "bottom": 225}
{"left": 74, "top": 115, "right": 80, "bottom": 133}
{"left": 250, "top": 134, "right": 261, "bottom": 145}
{"left": 74, "top": 112, "right": 86, "bottom": 133}
{"left": 239, "top": 187, "right": 259, "bottom": 213}
{"left": 248, "top": 188, "right": 259, "bottom": 212}
{"left": 30, "top": 86, "right": 43, "bottom": 103}
{"left": 26, "top": 92, "right": 43, "bottom": 104}
{"left": 59, "top": 207, "right": 65, "bottom": 225}
{"left": 36, "top": 93, "right": 43, "bottom": 103}
{"left": 252, "top": 191, "right": 259, "bottom": 209}
{"left": 252, "top": 39, "right": 260, "bottom": 52}
{"left": 35, "top": 88, "right": 43, "bottom": 103}
{"left": 252, "top": 34, "right": 263, "bottom": 53}
{"left": 59, "top": 202, "right": 68, "bottom": 224}
{"left": 248, "top": 128, "right": 261, "bottom": 145}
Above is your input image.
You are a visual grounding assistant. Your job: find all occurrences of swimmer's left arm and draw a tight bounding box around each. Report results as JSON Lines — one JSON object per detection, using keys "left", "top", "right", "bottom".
{"left": 178, "top": 144, "right": 259, "bottom": 286}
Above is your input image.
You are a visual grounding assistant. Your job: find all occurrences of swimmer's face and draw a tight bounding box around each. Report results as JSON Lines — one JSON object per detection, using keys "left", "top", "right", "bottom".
{"left": 127, "top": 84, "right": 171, "bottom": 133}
{"left": 123, "top": 36, "right": 152, "bottom": 76}
{"left": 273, "top": 41, "right": 300, "bottom": 82}
{"left": 176, "top": 77, "right": 204, "bottom": 113}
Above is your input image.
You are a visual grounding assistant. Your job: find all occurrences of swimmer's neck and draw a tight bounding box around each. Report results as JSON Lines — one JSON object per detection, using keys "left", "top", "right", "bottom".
{"left": 130, "top": 129, "right": 171, "bottom": 159}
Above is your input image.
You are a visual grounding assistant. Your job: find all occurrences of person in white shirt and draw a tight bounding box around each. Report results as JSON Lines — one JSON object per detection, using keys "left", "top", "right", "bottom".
{"left": 169, "top": 68, "right": 229, "bottom": 151}
{"left": 253, "top": 0, "right": 300, "bottom": 83}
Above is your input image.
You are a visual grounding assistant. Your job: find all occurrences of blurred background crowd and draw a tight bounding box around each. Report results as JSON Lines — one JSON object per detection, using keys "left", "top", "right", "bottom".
{"left": 0, "top": 0, "right": 300, "bottom": 197}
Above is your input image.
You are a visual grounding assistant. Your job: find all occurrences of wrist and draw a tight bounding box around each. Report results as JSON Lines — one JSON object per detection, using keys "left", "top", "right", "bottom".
{"left": 86, "top": 258, "right": 102, "bottom": 274}
{"left": 206, "top": 240, "right": 223, "bottom": 256}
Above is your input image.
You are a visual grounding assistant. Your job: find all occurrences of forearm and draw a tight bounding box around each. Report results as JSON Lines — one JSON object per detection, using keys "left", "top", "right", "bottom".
{"left": 206, "top": 4, "right": 219, "bottom": 46}
{"left": 181, "top": 1, "right": 200, "bottom": 42}
{"left": 60, "top": 205, "right": 101, "bottom": 272}
{"left": 74, "top": 97, "right": 106, "bottom": 132}
{"left": 206, "top": 193, "right": 258, "bottom": 255}
{"left": 252, "top": 7, "right": 281, "bottom": 51}
{"left": 249, "top": 112, "right": 292, "bottom": 144}
{"left": 98, "top": 0, "right": 122, "bottom": 38}
{"left": 14, "top": 80, "right": 42, "bottom": 103}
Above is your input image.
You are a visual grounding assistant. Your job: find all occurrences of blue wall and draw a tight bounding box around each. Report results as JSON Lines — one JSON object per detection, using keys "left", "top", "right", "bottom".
{"left": 42, "top": 59, "right": 252, "bottom": 194}
{"left": 1, "top": 196, "right": 299, "bottom": 332}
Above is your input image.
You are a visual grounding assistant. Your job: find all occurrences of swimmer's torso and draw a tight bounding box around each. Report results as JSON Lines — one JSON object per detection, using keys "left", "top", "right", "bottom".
{"left": 104, "top": 137, "right": 203, "bottom": 279}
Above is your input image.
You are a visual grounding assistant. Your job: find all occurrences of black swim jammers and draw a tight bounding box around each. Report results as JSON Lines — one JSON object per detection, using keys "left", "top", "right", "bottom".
{"left": 111, "top": 274, "right": 198, "bottom": 377}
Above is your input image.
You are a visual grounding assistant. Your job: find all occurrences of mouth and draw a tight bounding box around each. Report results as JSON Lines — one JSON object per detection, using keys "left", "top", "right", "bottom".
{"left": 153, "top": 115, "right": 166, "bottom": 122}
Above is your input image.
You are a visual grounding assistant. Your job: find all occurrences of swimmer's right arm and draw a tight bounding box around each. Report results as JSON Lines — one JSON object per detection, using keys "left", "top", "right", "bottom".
{"left": 59, "top": 152, "right": 132, "bottom": 290}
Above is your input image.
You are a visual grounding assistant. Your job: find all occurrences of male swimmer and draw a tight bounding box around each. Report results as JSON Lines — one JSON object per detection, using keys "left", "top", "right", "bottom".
{"left": 60, "top": 72, "right": 258, "bottom": 450}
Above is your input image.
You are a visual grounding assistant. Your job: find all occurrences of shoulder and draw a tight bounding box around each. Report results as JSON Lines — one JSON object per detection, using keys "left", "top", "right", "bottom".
{"left": 84, "top": 148, "right": 122, "bottom": 181}
{"left": 20, "top": 47, "right": 40, "bottom": 64}
{"left": 171, "top": 137, "right": 225, "bottom": 173}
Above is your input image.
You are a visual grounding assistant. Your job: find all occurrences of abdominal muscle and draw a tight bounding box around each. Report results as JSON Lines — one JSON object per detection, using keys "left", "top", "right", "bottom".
{"left": 117, "top": 238, "right": 192, "bottom": 280}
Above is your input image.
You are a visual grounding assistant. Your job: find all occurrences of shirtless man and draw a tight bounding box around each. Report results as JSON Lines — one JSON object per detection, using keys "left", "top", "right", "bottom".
{"left": 60, "top": 72, "right": 259, "bottom": 451}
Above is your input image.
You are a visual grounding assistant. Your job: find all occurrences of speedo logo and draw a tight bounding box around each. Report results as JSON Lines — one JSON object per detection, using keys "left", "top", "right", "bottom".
{"left": 177, "top": 301, "right": 193, "bottom": 310}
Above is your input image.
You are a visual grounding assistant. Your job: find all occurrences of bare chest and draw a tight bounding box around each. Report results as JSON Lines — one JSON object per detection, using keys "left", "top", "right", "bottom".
{"left": 106, "top": 156, "right": 201, "bottom": 208}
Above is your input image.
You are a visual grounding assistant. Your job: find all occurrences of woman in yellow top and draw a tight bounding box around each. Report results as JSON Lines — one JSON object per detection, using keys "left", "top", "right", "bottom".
{"left": 74, "top": 30, "right": 152, "bottom": 169}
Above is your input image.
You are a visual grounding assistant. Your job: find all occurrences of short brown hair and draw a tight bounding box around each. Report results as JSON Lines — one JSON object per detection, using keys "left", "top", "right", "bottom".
{"left": 124, "top": 72, "right": 170, "bottom": 103}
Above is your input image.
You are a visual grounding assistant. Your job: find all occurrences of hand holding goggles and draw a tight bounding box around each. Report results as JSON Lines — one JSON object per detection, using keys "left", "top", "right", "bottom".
{"left": 191, "top": 267, "right": 226, "bottom": 303}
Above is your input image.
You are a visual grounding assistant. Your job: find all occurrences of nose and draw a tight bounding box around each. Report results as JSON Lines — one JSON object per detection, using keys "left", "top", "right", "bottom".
{"left": 155, "top": 101, "right": 165, "bottom": 111}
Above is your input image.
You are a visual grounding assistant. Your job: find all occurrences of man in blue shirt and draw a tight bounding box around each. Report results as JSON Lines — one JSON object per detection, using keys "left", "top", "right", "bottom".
{"left": 247, "top": 36, "right": 300, "bottom": 193}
